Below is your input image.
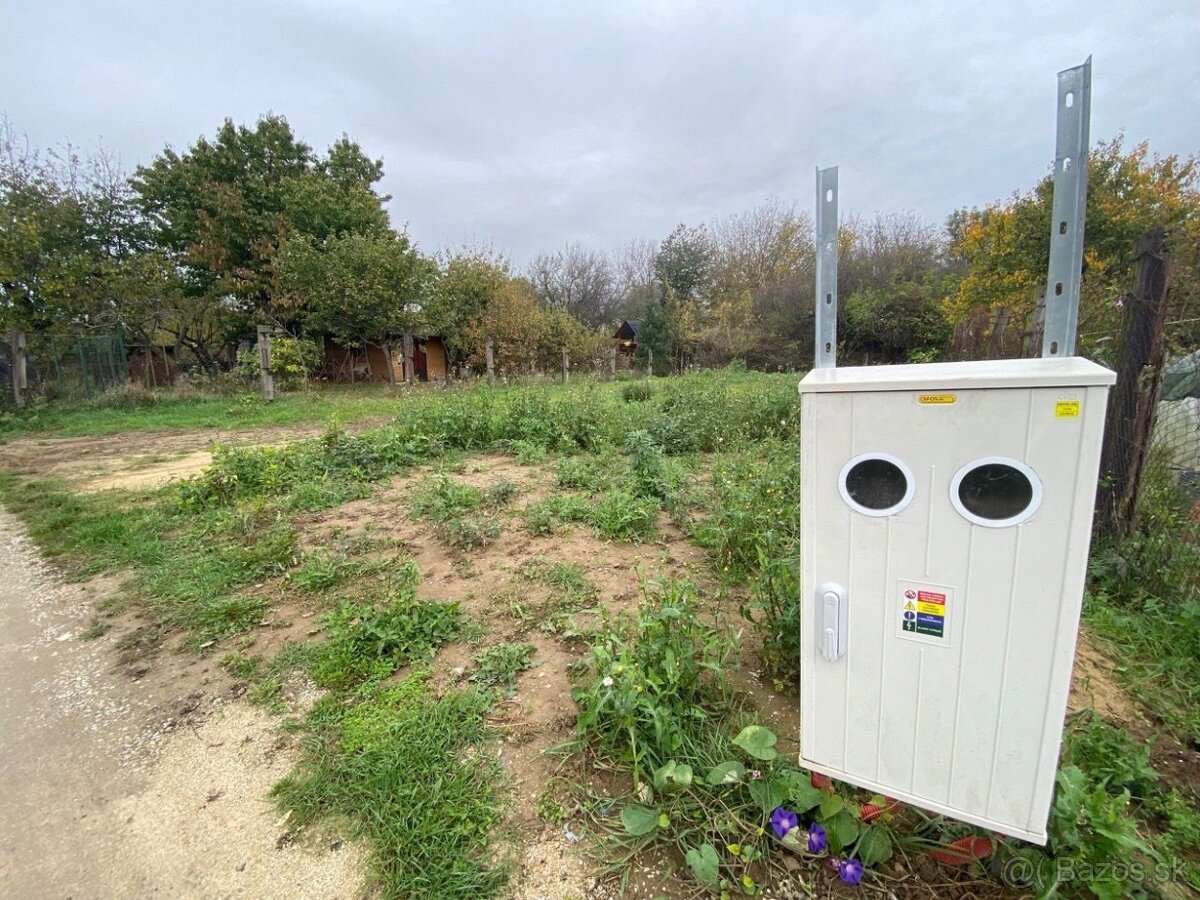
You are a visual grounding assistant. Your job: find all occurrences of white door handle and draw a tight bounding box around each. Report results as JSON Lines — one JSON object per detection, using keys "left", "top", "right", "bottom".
{"left": 818, "top": 582, "right": 848, "bottom": 662}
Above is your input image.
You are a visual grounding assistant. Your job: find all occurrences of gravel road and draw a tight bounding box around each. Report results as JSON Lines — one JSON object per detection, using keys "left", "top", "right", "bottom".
{"left": 0, "top": 506, "right": 363, "bottom": 898}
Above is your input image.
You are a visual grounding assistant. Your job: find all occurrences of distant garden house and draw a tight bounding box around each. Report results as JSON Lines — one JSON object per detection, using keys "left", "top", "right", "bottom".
{"left": 614, "top": 320, "right": 640, "bottom": 358}
{"left": 322, "top": 335, "right": 448, "bottom": 383}
{"left": 127, "top": 341, "right": 177, "bottom": 387}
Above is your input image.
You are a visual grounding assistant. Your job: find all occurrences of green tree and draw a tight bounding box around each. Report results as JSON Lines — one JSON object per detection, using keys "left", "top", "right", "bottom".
{"left": 132, "top": 115, "right": 390, "bottom": 327}
{"left": 435, "top": 247, "right": 511, "bottom": 361}
{"left": 276, "top": 230, "right": 436, "bottom": 355}
{"left": 636, "top": 297, "right": 671, "bottom": 375}
{"left": 461, "top": 278, "right": 544, "bottom": 375}
{"left": 0, "top": 126, "right": 91, "bottom": 336}
{"left": 654, "top": 223, "right": 713, "bottom": 303}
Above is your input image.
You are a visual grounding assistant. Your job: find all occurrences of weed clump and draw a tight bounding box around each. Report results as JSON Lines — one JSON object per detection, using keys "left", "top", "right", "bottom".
{"left": 621, "top": 382, "right": 654, "bottom": 403}
{"left": 411, "top": 475, "right": 482, "bottom": 521}
{"left": 471, "top": 642, "right": 536, "bottom": 694}
{"left": 572, "top": 580, "right": 737, "bottom": 777}
{"left": 442, "top": 514, "right": 501, "bottom": 551}
{"left": 589, "top": 487, "right": 658, "bottom": 542}
{"left": 274, "top": 671, "right": 505, "bottom": 898}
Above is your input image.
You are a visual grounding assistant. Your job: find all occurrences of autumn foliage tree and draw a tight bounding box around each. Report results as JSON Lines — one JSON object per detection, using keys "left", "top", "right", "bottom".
{"left": 946, "top": 137, "right": 1200, "bottom": 356}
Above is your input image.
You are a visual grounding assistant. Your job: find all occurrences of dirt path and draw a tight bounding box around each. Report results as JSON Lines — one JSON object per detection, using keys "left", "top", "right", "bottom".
{"left": 0, "top": 507, "right": 364, "bottom": 898}
{"left": 0, "top": 424, "right": 342, "bottom": 493}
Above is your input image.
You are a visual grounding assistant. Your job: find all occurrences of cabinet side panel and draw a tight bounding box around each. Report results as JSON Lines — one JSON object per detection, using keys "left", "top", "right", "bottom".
{"left": 1021, "top": 383, "right": 1110, "bottom": 834}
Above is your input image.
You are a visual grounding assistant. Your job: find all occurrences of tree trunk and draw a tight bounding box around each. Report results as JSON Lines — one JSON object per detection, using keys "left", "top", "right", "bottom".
{"left": 9, "top": 329, "right": 27, "bottom": 408}
{"left": 1096, "top": 228, "right": 1171, "bottom": 540}
{"left": 987, "top": 306, "right": 1010, "bottom": 359}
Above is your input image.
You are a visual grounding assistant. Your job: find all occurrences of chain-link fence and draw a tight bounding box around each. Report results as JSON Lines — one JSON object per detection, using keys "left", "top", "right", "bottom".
{"left": 1154, "top": 342, "right": 1200, "bottom": 506}
{"left": 1, "top": 331, "right": 128, "bottom": 406}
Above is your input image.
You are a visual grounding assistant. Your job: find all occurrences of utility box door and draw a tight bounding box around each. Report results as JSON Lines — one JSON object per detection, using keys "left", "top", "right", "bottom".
{"left": 798, "top": 358, "right": 1114, "bottom": 843}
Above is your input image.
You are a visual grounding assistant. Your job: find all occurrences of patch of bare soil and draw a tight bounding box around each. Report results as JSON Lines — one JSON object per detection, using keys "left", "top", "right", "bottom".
{"left": 1071, "top": 632, "right": 1200, "bottom": 796}
{"left": 0, "top": 506, "right": 363, "bottom": 898}
{"left": 0, "top": 424, "right": 338, "bottom": 493}
{"left": 1069, "top": 634, "right": 1149, "bottom": 725}
{"left": 305, "top": 455, "right": 720, "bottom": 897}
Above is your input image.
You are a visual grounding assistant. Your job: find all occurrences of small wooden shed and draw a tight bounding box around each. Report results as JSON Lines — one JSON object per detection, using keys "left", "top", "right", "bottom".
{"left": 323, "top": 335, "right": 448, "bottom": 383}
{"left": 614, "top": 320, "right": 640, "bottom": 357}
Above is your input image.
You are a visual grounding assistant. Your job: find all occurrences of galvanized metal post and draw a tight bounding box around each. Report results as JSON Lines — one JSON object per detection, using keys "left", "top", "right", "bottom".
{"left": 562, "top": 347, "right": 569, "bottom": 383}
{"left": 815, "top": 166, "right": 839, "bottom": 368}
{"left": 1042, "top": 57, "right": 1092, "bottom": 358}
{"left": 485, "top": 336, "right": 495, "bottom": 386}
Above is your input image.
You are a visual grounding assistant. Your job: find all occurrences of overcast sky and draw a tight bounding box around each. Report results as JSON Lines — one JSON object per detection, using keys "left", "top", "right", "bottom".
{"left": 4, "top": 1, "right": 1199, "bottom": 265}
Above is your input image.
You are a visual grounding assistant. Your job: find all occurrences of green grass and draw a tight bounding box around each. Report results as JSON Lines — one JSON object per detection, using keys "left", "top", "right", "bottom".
{"left": 0, "top": 383, "right": 409, "bottom": 440}
{"left": 442, "top": 514, "right": 501, "bottom": 550}
{"left": 0, "top": 476, "right": 167, "bottom": 576}
{"left": 0, "top": 476, "right": 299, "bottom": 646}
{"left": 273, "top": 670, "right": 507, "bottom": 899}
{"left": 519, "top": 557, "right": 597, "bottom": 609}
{"left": 523, "top": 493, "right": 591, "bottom": 535}
{"left": 309, "top": 559, "right": 461, "bottom": 689}
{"left": 506, "top": 557, "right": 599, "bottom": 636}
{"left": 4, "top": 367, "right": 1198, "bottom": 897}
{"left": 1083, "top": 470, "right": 1200, "bottom": 744}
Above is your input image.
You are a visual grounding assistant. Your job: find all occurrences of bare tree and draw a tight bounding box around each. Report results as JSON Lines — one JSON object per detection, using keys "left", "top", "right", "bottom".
{"left": 526, "top": 242, "right": 619, "bottom": 328}
{"left": 709, "top": 198, "right": 813, "bottom": 301}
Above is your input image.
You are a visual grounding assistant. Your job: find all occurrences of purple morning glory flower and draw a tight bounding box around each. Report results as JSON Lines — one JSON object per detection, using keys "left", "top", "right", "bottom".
{"left": 807, "top": 822, "right": 827, "bottom": 853}
{"left": 770, "top": 806, "right": 799, "bottom": 839}
{"left": 837, "top": 857, "right": 864, "bottom": 885}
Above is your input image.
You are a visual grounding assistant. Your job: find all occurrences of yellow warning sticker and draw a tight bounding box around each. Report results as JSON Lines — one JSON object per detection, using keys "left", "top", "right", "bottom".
{"left": 917, "top": 393, "right": 957, "bottom": 406}
{"left": 917, "top": 601, "right": 944, "bottom": 614}
{"left": 1055, "top": 400, "right": 1081, "bottom": 419}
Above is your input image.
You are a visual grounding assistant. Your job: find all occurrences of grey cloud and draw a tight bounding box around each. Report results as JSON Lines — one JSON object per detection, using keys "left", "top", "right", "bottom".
{"left": 3, "top": 0, "right": 1197, "bottom": 265}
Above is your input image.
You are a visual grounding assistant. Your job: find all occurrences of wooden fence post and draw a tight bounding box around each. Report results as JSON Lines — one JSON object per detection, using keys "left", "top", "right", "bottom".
{"left": 1096, "top": 227, "right": 1171, "bottom": 539}
{"left": 9, "top": 329, "right": 27, "bottom": 408}
{"left": 382, "top": 343, "right": 398, "bottom": 389}
{"left": 256, "top": 325, "right": 275, "bottom": 401}
{"left": 486, "top": 337, "right": 495, "bottom": 386}
{"left": 1025, "top": 285, "right": 1046, "bottom": 357}
{"left": 403, "top": 330, "right": 415, "bottom": 385}
{"left": 562, "top": 347, "right": 569, "bottom": 384}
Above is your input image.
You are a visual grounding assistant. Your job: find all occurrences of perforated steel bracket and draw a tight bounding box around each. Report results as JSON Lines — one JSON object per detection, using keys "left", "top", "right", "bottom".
{"left": 815, "top": 166, "right": 839, "bottom": 369}
{"left": 1042, "top": 57, "right": 1092, "bottom": 359}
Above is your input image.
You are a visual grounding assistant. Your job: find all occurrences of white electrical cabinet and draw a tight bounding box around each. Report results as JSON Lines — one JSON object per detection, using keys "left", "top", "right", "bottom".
{"left": 798, "top": 356, "right": 1115, "bottom": 843}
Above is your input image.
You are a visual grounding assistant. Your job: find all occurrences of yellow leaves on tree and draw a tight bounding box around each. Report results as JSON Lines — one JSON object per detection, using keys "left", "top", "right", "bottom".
{"left": 945, "top": 136, "right": 1200, "bottom": 338}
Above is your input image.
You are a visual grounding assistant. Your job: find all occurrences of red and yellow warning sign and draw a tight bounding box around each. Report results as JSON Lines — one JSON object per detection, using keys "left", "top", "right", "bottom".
{"left": 898, "top": 581, "right": 953, "bottom": 642}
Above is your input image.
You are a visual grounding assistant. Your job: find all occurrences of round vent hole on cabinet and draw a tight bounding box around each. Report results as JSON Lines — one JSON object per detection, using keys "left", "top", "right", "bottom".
{"left": 838, "top": 454, "right": 915, "bottom": 517}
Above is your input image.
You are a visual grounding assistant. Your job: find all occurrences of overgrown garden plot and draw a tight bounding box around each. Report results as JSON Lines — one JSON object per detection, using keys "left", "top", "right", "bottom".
{"left": 1, "top": 370, "right": 1197, "bottom": 898}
